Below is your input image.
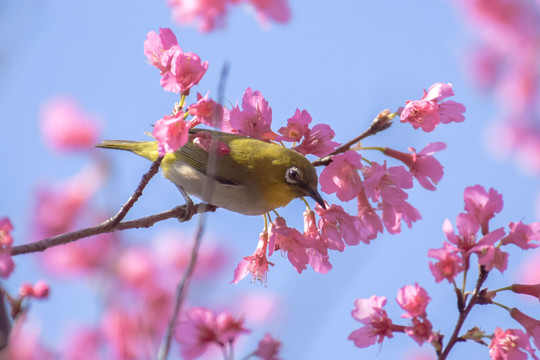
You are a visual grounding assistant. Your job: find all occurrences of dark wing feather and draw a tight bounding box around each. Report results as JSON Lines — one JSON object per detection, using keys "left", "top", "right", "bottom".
{"left": 174, "top": 129, "right": 243, "bottom": 186}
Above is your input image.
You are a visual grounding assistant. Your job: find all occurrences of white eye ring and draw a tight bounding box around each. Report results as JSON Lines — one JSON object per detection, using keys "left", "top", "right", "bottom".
{"left": 285, "top": 167, "right": 300, "bottom": 184}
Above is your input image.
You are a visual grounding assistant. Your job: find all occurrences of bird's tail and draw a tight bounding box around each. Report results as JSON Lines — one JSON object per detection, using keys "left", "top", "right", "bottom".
{"left": 95, "top": 140, "right": 159, "bottom": 162}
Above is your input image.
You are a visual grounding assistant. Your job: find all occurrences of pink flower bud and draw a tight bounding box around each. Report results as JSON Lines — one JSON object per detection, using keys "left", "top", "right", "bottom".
{"left": 18, "top": 283, "right": 34, "bottom": 297}
{"left": 511, "top": 284, "right": 540, "bottom": 301}
{"left": 32, "top": 280, "right": 50, "bottom": 299}
{"left": 510, "top": 308, "right": 540, "bottom": 349}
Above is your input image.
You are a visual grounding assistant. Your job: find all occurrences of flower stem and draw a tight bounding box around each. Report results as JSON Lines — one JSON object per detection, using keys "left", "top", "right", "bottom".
{"left": 491, "top": 301, "right": 511, "bottom": 311}
{"left": 361, "top": 146, "right": 385, "bottom": 152}
{"left": 492, "top": 286, "right": 512, "bottom": 293}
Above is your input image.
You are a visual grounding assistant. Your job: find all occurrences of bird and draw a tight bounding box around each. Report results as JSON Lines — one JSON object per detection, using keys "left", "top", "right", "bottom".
{"left": 96, "top": 129, "right": 326, "bottom": 215}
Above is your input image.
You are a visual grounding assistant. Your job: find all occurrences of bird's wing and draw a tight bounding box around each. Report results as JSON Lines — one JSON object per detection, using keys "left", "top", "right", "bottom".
{"left": 174, "top": 129, "right": 245, "bottom": 186}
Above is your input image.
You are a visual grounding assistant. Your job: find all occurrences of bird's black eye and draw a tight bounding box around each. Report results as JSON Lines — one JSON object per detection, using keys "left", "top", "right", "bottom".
{"left": 285, "top": 167, "right": 300, "bottom": 184}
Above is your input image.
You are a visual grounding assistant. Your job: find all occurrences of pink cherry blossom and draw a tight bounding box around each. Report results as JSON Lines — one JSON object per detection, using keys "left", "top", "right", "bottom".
{"left": 175, "top": 307, "right": 249, "bottom": 359}
{"left": 292, "top": 123, "right": 340, "bottom": 157}
{"left": 379, "top": 200, "right": 421, "bottom": 234}
{"left": 302, "top": 209, "right": 333, "bottom": 273}
{"left": 356, "top": 190, "right": 383, "bottom": 243}
{"left": 153, "top": 111, "right": 191, "bottom": 156}
{"left": 501, "top": 221, "right": 540, "bottom": 249}
{"left": 161, "top": 51, "right": 209, "bottom": 95}
{"left": 0, "top": 217, "right": 13, "bottom": 246}
{"left": 151, "top": 230, "right": 228, "bottom": 280}
{"left": 405, "top": 317, "right": 434, "bottom": 346}
{"left": 396, "top": 283, "right": 431, "bottom": 319}
{"left": 489, "top": 327, "right": 539, "bottom": 360}
{"left": 428, "top": 242, "right": 464, "bottom": 283}
{"left": 0, "top": 223, "right": 13, "bottom": 284}
{"left": 227, "top": 88, "right": 276, "bottom": 141}
{"left": 362, "top": 162, "right": 413, "bottom": 205}
{"left": 191, "top": 131, "right": 231, "bottom": 155}
{"left": 254, "top": 333, "right": 282, "bottom": 360}
{"left": 319, "top": 151, "right": 363, "bottom": 202}
{"left": 232, "top": 292, "right": 279, "bottom": 325}
{"left": 62, "top": 326, "right": 102, "bottom": 360}
{"left": 268, "top": 217, "right": 311, "bottom": 273}
{"left": 0, "top": 250, "right": 14, "bottom": 278}
{"left": 248, "top": 0, "right": 291, "bottom": 26}
{"left": 383, "top": 142, "right": 446, "bottom": 191}
{"left": 316, "top": 203, "right": 360, "bottom": 251}
{"left": 187, "top": 92, "right": 223, "bottom": 127}
{"left": 32, "top": 280, "right": 50, "bottom": 299}
{"left": 510, "top": 308, "right": 540, "bottom": 349}
{"left": 277, "top": 108, "right": 312, "bottom": 142}
{"left": 443, "top": 213, "right": 480, "bottom": 260}
{"left": 33, "top": 163, "right": 106, "bottom": 239}
{"left": 39, "top": 96, "right": 101, "bottom": 151}
{"left": 466, "top": 46, "right": 503, "bottom": 89}
{"left": 40, "top": 232, "right": 118, "bottom": 275}
{"left": 19, "top": 283, "right": 33, "bottom": 297}
{"left": 102, "top": 307, "right": 157, "bottom": 359}
{"left": 455, "top": 0, "right": 539, "bottom": 50}
{"left": 469, "top": 227, "right": 508, "bottom": 272}
{"left": 302, "top": 209, "right": 319, "bottom": 243}
{"left": 400, "top": 83, "right": 466, "bottom": 132}
{"left": 517, "top": 251, "right": 540, "bottom": 284}
{"left": 463, "top": 185, "right": 503, "bottom": 233}
{"left": 3, "top": 317, "right": 56, "bottom": 360}
{"left": 511, "top": 284, "right": 540, "bottom": 301}
{"left": 19, "top": 281, "right": 50, "bottom": 298}
{"left": 116, "top": 247, "right": 157, "bottom": 289}
{"left": 144, "top": 28, "right": 179, "bottom": 73}
{"left": 143, "top": 28, "right": 206, "bottom": 96}
{"left": 168, "top": 0, "right": 228, "bottom": 32}
{"left": 478, "top": 245, "right": 509, "bottom": 273}
{"left": 307, "top": 248, "right": 332, "bottom": 274}
{"left": 348, "top": 295, "right": 394, "bottom": 348}
{"left": 232, "top": 232, "right": 273, "bottom": 285}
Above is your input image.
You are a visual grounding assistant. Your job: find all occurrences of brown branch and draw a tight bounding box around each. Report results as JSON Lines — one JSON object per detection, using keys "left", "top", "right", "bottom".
{"left": 312, "top": 109, "right": 394, "bottom": 167}
{"left": 107, "top": 156, "right": 164, "bottom": 226}
{"left": 10, "top": 154, "right": 218, "bottom": 256}
{"left": 11, "top": 203, "right": 216, "bottom": 256}
{"left": 438, "top": 266, "right": 489, "bottom": 360}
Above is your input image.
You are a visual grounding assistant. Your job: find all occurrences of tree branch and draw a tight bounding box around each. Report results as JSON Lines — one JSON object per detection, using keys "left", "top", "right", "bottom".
{"left": 439, "top": 266, "right": 489, "bottom": 360}
{"left": 107, "top": 156, "right": 163, "bottom": 226}
{"left": 11, "top": 203, "right": 216, "bottom": 256}
{"left": 312, "top": 109, "right": 394, "bottom": 167}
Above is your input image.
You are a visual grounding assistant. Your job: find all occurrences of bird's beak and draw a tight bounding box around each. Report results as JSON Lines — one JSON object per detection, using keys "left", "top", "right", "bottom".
{"left": 307, "top": 188, "right": 327, "bottom": 209}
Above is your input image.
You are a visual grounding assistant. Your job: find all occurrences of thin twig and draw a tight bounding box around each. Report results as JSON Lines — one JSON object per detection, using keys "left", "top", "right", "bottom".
{"left": 312, "top": 110, "right": 394, "bottom": 167}
{"left": 107, "top": 156, "right": 164, "bottom": 226}
{"left": 157, "top": 62, "right": 230, "bottom": 360}
{"left": 11, "top": 203, "right": 216, "bottom": 256}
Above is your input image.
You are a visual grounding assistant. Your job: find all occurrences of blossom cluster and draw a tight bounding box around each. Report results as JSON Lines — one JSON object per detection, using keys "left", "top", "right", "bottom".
{"left": 348, "top": 284, "right": 435, "bottom": 348}
{"left": 453, "top": 1, "right": 540, "bottom": 213}
{"left": 0, "top": 218, "right": 14, "bottom": 278}
{"left": 142, "top": 28, "right": 468, "bottom": 283}
{"left": 176, "top": 307, "right": 281, "bottom": 360}
{"left": 428, "top": 185, "right": 539, "bottom": 282}
{"left": 349, "top": 185, "right": 540, "bottom": 359}
{"left": 230, "top": 82, "right": 465, "bottom": 283}
{"left": 167, "top": 0, "right": 291, "bottom": 32}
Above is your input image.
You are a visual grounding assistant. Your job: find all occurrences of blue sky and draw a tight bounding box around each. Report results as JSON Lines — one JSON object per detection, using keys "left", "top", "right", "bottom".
{"left": 2, "top": 0, "right": 539, "bottom": 359}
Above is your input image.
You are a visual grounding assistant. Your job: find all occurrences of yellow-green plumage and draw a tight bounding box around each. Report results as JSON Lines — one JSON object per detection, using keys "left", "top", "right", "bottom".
{"left": 96, "top": 130, "right": 325, "bottom": 215}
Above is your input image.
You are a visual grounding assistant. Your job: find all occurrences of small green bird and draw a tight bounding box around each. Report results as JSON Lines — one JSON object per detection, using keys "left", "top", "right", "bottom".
{"left": 96, "top": 129, "right": 326, "bottom": 215}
